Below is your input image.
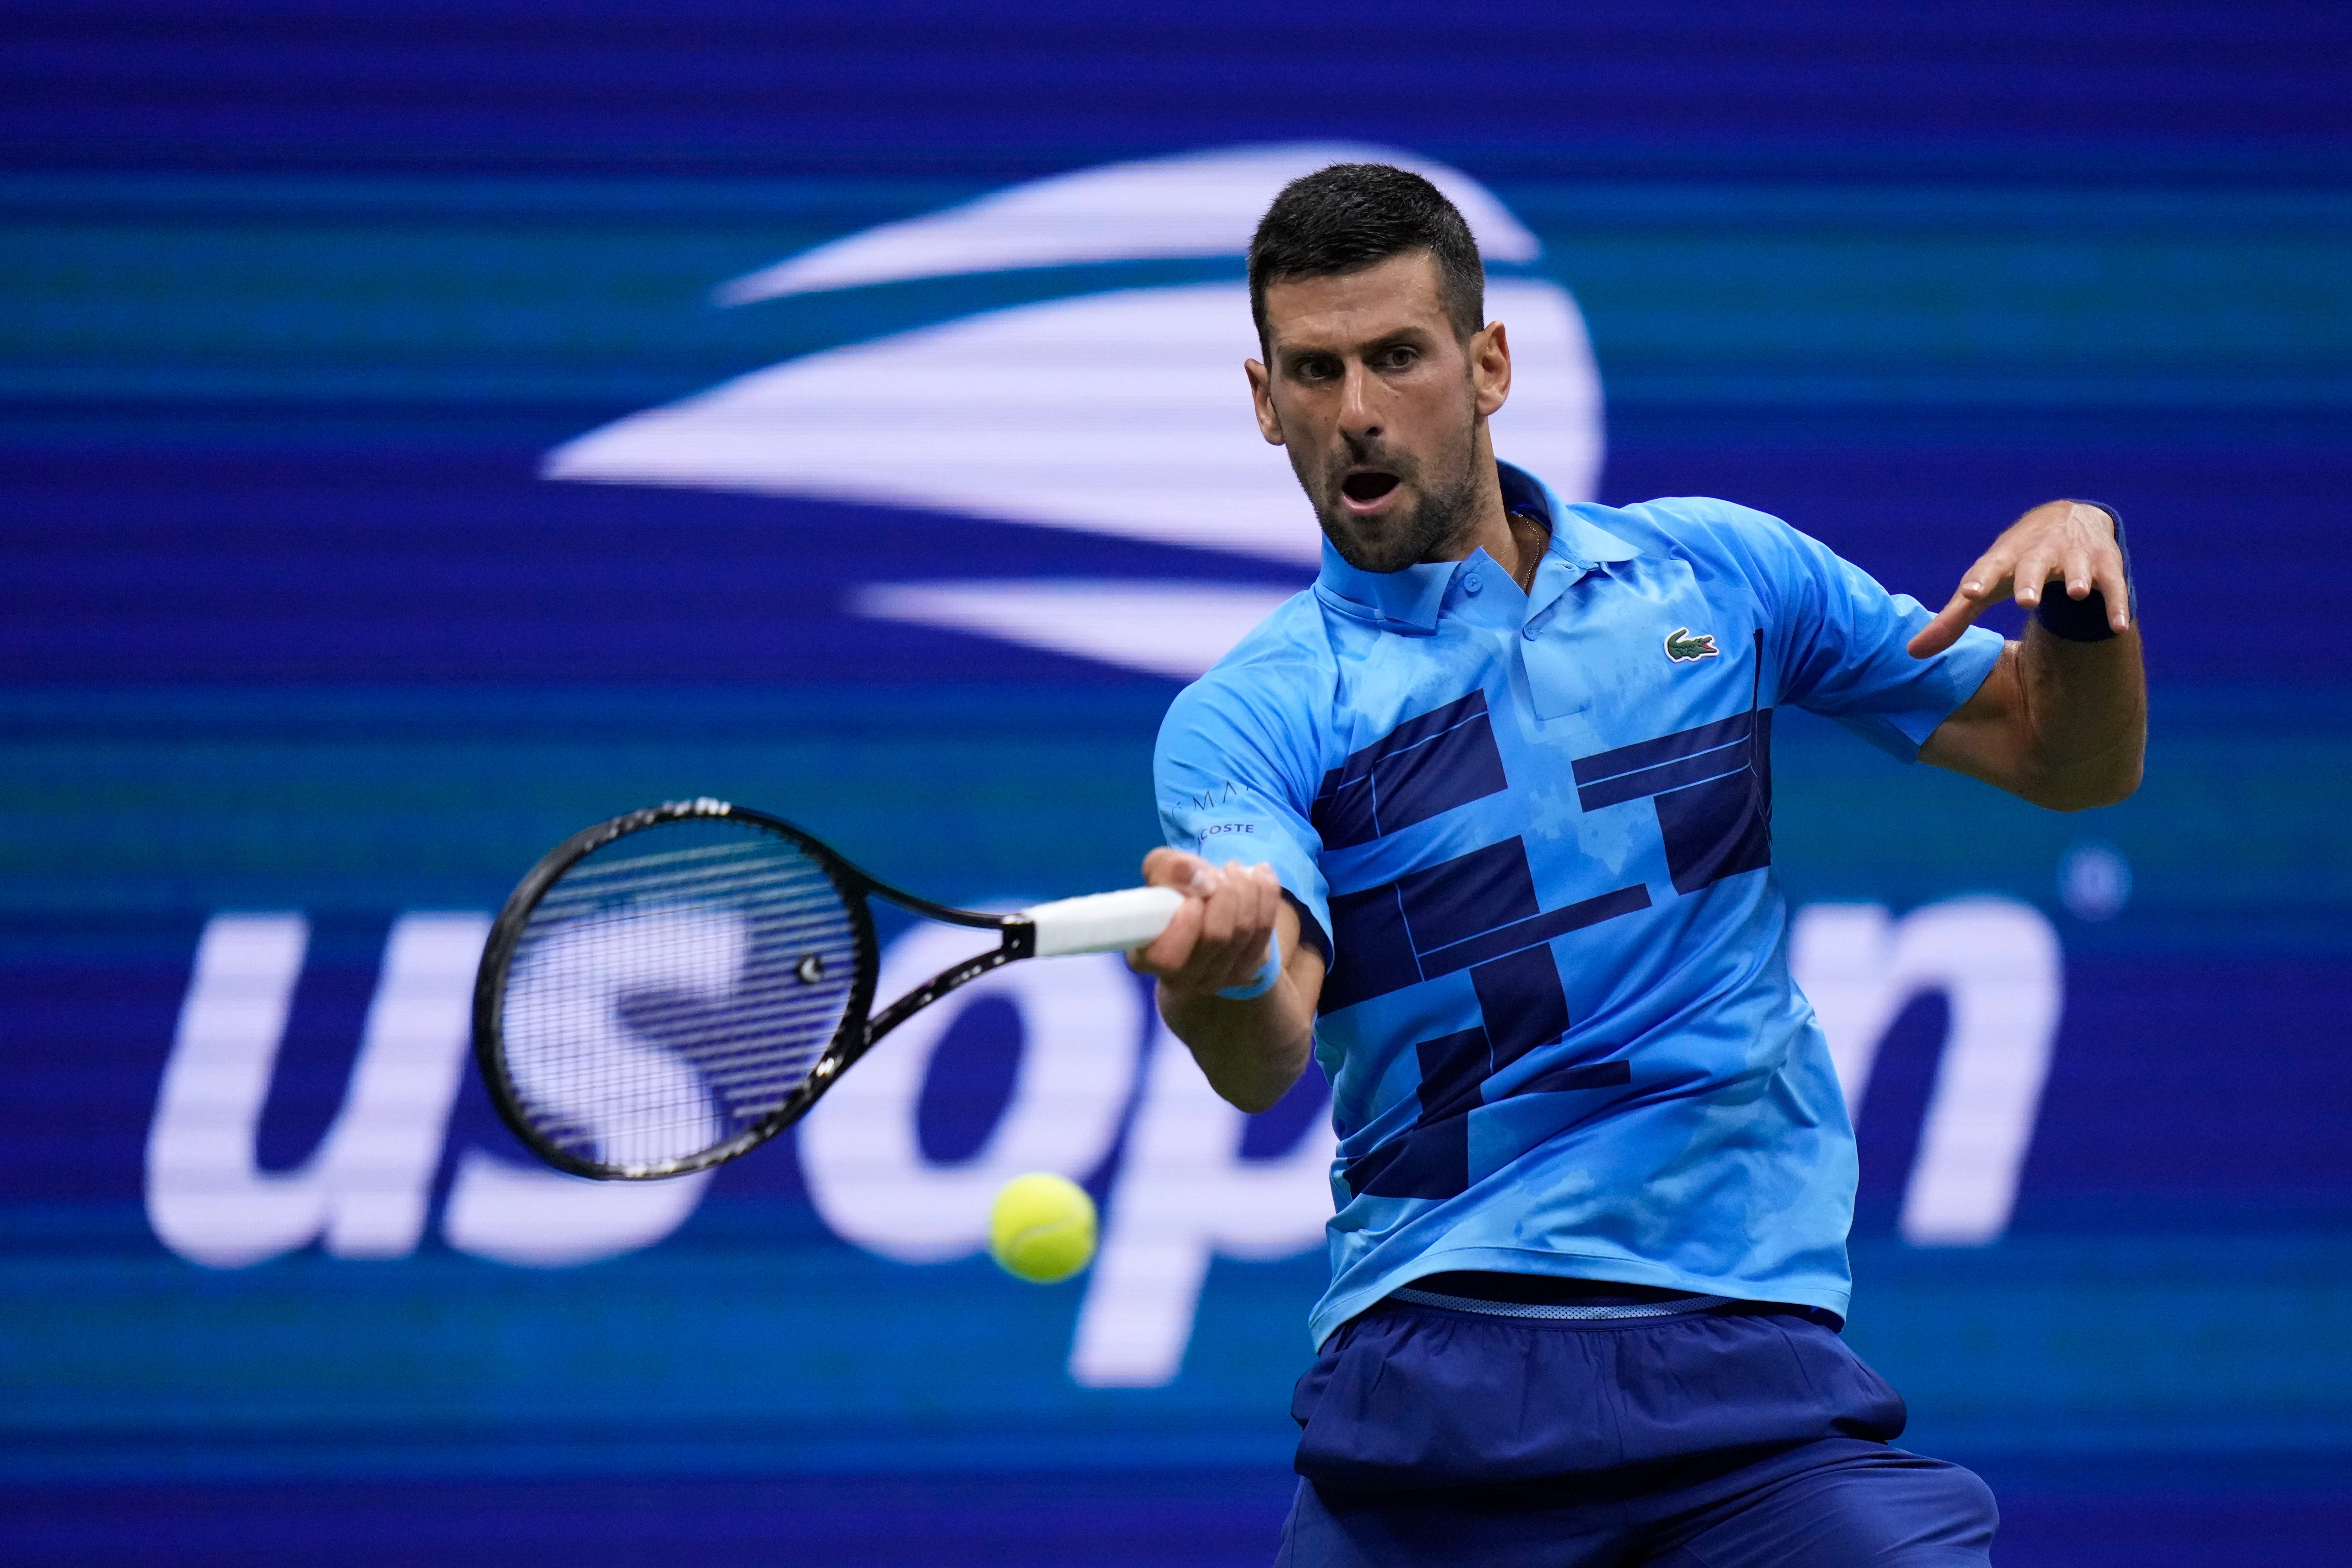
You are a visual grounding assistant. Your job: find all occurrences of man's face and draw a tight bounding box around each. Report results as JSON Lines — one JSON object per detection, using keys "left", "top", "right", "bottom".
{"left": 1247, "top": 250, "right": 1510, "bottom": 573}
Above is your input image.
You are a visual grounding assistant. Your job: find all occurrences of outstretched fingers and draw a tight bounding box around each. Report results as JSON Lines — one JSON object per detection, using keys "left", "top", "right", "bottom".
{"left": 2081, "top": 510, "right": 2132, "bottom": 632}
{"left": 2010, "top": 543, "right": 2057, "bottom": 611}
{"left": 2018, "top": 504, "right": 2130, "bottom": 627}
{"left": 2094, "top": 550, "right": 2131, "bottom": 633}
{"left": 2056, "top": 541, "right": 2090, "bottom": 603}
{"left": 1911, "top": 499, "right": 2131, "bottom": 658}
{"left": 1908, "top": 549, "right": 2011, "bottom": 658}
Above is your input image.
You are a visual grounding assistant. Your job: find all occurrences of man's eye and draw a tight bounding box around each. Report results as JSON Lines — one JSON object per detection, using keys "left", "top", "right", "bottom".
{"left": 1380, "top": 347, "right": 1418, "bottom": 369}
{"left": 1294, "top": 359, "right": 1337, "bottom": 381}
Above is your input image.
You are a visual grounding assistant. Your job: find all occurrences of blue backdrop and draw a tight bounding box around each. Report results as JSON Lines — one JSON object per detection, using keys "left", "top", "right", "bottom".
{"left": 4, "top": 4, "right": 2350, "bottom": 1564}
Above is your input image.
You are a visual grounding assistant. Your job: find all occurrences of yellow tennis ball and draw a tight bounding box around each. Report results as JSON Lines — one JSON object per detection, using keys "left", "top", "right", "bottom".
{"left": 987, "top": 1172, "right": 1098, "bottom": 1284}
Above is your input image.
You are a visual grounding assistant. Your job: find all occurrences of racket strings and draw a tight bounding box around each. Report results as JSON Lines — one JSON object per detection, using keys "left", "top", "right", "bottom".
{"left": 498, "top": 820, "right": 861, "bottom": 1174}
{"left": 532, "top": 852, "right": 841, "bottom": 909}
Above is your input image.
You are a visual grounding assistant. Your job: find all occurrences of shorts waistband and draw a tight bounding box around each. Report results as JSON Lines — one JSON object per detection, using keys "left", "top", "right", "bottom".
{"left": 1388, "top": 1284, "right": 1733, "bottom": 1321}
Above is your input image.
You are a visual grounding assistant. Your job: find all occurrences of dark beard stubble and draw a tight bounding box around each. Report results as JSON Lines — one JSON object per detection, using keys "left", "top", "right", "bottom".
{"left": 1301, "top": 423, "right": 1486, "bottom": 576}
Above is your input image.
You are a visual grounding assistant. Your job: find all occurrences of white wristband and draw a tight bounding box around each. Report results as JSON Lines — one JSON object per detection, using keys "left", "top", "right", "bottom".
{"left": 1216, "top": 932, "right": 1283, "bottom": 1001}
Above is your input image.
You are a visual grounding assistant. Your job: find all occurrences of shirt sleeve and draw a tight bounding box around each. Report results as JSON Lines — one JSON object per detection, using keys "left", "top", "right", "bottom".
{"left": 1154, "top": 668, "right": 1333, "bottom": 961}
{"left": 1693, "top": 499, "right": 2005, "bottom": 761}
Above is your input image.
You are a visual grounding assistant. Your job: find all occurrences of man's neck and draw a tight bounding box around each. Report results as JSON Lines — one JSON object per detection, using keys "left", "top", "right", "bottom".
{"left": 1427, "top": 448, "right": 1543, "bottom": 588}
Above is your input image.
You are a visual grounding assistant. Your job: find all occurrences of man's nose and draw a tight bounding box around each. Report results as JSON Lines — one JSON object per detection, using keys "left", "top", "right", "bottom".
{"left": 1339, "top": 363, "right": 1381, "bottom": 441}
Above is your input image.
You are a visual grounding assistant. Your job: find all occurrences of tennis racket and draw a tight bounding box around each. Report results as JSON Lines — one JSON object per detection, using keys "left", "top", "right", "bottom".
{"left": 472, "top": 797, "right": 1182, "bottom": 1181}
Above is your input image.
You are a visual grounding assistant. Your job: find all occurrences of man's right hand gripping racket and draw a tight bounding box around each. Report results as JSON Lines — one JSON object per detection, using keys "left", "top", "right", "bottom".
{"left": 472, "top": 798, "right": 1181, "bottom": 1179}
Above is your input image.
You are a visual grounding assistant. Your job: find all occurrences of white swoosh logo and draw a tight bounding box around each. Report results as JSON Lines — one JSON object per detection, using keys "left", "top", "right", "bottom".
{"left": 545, "top": 143, "right": 1603, "bottom": 677}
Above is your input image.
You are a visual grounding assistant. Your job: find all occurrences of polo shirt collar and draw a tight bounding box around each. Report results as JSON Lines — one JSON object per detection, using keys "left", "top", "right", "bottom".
{"left": 1312, "top": 462, "right": 1640, "bottom": 634}
{"left": 1500, "top": 461, "right": 1640, "bottom": 571}
{"left": 1313, "top": 542, "right": 1455, "bottom": 633}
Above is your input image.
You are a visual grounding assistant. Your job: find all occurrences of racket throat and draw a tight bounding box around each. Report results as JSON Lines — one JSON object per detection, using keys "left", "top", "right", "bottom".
{"left": 857, "top": 928, "right": 1028, "bottom": 1056}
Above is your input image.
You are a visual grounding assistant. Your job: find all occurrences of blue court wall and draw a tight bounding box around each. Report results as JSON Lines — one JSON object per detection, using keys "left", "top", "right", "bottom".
{"left": 2, "top": 4, "right": 2350, "bottom": 1565}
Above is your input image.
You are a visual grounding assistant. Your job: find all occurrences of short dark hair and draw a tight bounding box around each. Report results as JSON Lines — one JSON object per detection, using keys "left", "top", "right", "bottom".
{"left": 1248, "top": 163, "right": 1485, "bottom": 351}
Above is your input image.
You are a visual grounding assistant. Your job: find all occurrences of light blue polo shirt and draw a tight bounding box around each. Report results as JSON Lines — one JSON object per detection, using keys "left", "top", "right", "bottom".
{"left": 1155, "top": 463, "right": 2004, "bottom": 1345}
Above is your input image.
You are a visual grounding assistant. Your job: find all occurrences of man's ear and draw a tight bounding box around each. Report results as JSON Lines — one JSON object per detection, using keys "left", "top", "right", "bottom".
{"left": 1471, "top": 321, "right": 1512, "bottom": 420}
{"left": 1245, "top": 357, "right": 1286, "bottom": 446}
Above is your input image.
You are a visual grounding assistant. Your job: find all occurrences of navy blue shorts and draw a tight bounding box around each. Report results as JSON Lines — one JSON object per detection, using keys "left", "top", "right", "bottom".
{"left": 1278, "top": 1289, "right": 1996, "bottom": 1567}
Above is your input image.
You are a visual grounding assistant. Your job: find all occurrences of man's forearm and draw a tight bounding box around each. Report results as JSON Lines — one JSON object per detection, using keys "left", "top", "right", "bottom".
{"left": 1128, "top": 852, "right": 1327, "bottom": 1113}
{"left": 1157, "top": 950, "right": 1321, "bottom": 1114}
{"left": 2010, "top": 619, "right": 2145, "bottom": 811}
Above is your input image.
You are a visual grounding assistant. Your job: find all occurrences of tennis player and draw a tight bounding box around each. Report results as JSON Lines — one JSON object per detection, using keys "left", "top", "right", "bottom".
{"left": 1131, "top": 164, "right": 2145, "bottom": 1566}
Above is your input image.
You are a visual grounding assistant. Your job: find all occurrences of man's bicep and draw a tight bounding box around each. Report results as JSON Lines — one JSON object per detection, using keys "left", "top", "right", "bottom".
{"left": 1918, "top": 640, "right": 2027, "bottom": 789}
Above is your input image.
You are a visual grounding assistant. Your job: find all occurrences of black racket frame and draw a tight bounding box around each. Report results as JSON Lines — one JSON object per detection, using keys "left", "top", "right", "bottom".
{"left": 473, "top": 797, "right": 1045, "bottom": 1181}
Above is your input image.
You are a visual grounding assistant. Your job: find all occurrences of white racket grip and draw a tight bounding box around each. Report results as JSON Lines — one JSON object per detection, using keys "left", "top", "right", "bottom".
{"left": 1023, "top": 886, "right": 1186, "bottom": 957}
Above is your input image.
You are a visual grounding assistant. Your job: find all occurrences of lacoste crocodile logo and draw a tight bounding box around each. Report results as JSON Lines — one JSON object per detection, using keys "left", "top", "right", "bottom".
{"left": 1664, "top": 628, "right": 1720, "bottom": 663}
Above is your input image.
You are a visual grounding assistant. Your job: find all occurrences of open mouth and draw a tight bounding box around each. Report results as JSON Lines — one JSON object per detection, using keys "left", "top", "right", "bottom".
{"left": 1340, "top": 471, "right": 1400, "bottom": 505}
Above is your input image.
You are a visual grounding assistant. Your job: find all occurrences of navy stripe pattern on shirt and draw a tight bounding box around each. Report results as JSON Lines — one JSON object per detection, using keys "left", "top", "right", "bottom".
{"left": 1312, "top": 691, "right": 1509, "bottom": 850}
{"left": 1315, "top": 691, "right": 1650, "bottom": 1202}
{"left": 1574, "top": 710, "right": 1776, "bottom": 895}
{"left": 1324, "top": 841, "right": 1651, "bottom": 1013}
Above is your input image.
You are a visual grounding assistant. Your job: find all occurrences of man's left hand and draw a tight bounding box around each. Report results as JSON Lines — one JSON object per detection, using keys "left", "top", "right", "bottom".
{"left": 1909, "top": 500, "right": 2129, "bottom": 658}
